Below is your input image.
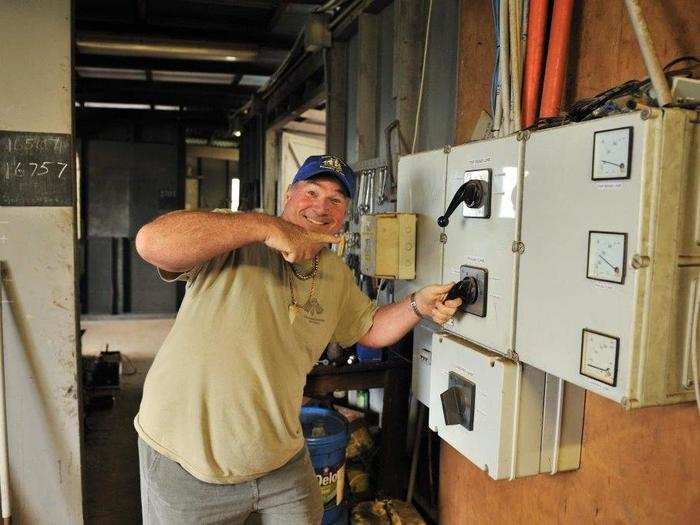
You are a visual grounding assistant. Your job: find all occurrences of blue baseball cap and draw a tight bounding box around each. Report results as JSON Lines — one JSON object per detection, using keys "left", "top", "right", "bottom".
{"left": 292, "top": 155, "right": 355, "bottom": 198}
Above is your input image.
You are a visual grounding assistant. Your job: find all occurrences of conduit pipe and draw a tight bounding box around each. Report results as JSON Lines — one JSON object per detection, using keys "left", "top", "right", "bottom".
{"left": 623, "top": 0, "right": 672, "bottom": 107}
{"left": 498, "top": 0, "right": 511, "bottom": 136}
{"left": 539, "top": 0, "right": 574, "bottom": 118}
{"left": 522, "top": 0, "right": 549, "bottom": 127}
{"left": 0, "top": 263, "right": 11, "bottom": 524}
{"left": 550, "top": 377, "right": 565, "bottom": 475}
{"left": 509, "top": 0, "right": 523, "bottom": 131}
{"left": 508, "top": 362, "right": 523, "bottom": 481}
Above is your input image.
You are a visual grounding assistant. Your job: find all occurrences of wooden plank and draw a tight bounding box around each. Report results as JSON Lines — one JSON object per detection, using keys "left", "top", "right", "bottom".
{"left": 325, "top": 42, "right": 348, "bottom": 157}
{"left": 357, "top": 13, "right": 380, "bottom": 160}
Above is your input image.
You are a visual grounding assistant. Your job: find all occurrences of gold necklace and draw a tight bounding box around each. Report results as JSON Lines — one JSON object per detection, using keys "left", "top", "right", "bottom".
{"left": 289, "top": 255, "right": 319, "bottom": 280}
{"left": 285, "top": 259, "right": 318, "bottom": 323}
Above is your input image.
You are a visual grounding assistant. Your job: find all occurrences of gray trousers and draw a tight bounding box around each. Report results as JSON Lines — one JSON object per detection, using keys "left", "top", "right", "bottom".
{"left": 138, "top": 438, "right": 323, "bottom": 525}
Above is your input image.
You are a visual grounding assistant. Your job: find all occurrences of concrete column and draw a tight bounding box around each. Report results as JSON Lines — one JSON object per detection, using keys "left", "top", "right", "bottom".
{"left": 0, "top": 1, "right": 83, "bottom": 523}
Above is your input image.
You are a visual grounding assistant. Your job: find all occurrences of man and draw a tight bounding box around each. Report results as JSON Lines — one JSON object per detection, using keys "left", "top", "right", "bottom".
{"left": 134, "top": 155, "right": 461, "bottom": 524}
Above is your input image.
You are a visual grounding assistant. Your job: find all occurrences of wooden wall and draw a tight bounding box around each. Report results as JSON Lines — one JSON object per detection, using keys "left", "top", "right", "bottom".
{"left": 444, "top": 0, "right": 700, "bottom": 523}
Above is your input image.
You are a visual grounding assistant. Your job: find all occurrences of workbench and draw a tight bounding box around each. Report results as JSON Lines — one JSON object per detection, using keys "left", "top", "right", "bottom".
{"left": 304, "top": 354, "right": 411, "bottom": 499}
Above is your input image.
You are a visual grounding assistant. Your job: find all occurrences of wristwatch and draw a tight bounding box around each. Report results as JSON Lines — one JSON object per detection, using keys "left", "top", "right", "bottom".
{"left": 409, "top": 292, "right": 424, "bottom": 319}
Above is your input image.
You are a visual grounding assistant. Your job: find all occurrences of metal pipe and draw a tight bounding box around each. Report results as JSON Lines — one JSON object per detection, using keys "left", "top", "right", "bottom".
{"left": 406, "top": 401, "right": 425, "bottom": 503}
{"left": 76, "top": 34, "right": 260, "bottom": 62}
{"left": 623, "top": 0, "right": 672, "bottom": 107}
{"left": 412, "top": 0, "right": 434, "bottom": 154}
{"left": 0, "top": 262, "right": 11, "bottom": 523}
{"left": 508, "top": 362, "right": 522, "bottom": 481}
{"left": 539, "top": 0, "right": 574, "bottom": 118}
{"left": 550, "top": 377, "right": 565, "bottom": 475}
{"left": 522, "top": 0, "right": 549, "bottom": 127}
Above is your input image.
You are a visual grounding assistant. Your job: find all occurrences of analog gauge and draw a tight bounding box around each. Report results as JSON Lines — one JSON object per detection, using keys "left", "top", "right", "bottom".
{"left": 592, "top": 126, "right": 632, "bottom": 180}
{"left": 587, "top": 231, "right": 627, "bottom": 284}
{"left": 580, "top": 329, "right": 619, "bottom": 386}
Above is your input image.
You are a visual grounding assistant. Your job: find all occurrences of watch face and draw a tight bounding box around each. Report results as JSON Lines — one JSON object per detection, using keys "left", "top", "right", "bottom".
{"left": 587, "top": 231, "right": 627, "bottom": 284}
{"left": 592, "top": 126, "right": 632, "bottom": 181}
{"left": 580, "top": 329, "right": 619, "bottom": 386}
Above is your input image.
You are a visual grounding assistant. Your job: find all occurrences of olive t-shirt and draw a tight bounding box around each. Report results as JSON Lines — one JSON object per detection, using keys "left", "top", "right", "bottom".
{"left": 134, "top": 242, "right": 377, "bottom": 484}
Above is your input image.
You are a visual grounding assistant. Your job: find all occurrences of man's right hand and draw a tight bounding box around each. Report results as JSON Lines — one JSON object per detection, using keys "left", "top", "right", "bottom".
{"left": 263, "top": 217, "right": 340, "bottom": 262}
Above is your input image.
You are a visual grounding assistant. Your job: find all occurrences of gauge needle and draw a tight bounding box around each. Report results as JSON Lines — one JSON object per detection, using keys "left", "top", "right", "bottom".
{"left": 598, "top": 254, "right": 619, "bottom": 273}
{"left": 601, "top": 160, "right": 624, "bottom": 168}
{"left": 589, "top": 364, "right": 610, "bottom": 373}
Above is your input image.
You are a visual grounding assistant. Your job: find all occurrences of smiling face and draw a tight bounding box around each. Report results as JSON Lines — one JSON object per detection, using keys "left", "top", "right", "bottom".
{"left": 281, "top": 175, "right": 349, "bottom": 235}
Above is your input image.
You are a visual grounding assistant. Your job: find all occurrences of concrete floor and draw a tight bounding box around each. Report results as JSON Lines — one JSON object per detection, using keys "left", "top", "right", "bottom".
{"left": 81, "top": 315, "right": 175, "bottom": 524}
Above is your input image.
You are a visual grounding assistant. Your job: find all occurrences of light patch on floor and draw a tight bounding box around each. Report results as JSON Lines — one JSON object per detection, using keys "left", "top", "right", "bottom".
{"left": 81, "top": 315, "right": 174, "bottom": 524}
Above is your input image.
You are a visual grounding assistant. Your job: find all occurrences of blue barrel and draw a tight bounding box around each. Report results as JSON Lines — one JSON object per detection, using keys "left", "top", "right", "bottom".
{"left": 300, "top": 407, "right": 349, "bottom": 525}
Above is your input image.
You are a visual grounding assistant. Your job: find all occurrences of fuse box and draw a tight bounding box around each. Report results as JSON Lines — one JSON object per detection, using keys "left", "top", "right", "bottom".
{"left": 360, "top": 213, "right": 416, "bottom": 279}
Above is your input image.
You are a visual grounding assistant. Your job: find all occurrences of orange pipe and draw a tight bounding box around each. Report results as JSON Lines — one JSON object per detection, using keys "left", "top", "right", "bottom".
{"left": 522, "top": 0, "right": 550, "bottom": 127}
{"left": 539, "top": 0, "right": 574, "bottom": 118}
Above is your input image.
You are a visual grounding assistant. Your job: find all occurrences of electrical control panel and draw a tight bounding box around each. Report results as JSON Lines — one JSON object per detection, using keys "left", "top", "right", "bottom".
{"left": 395, "top": 149, "right": 448, "bottom": 300}
{"left": 516, "top": 109, "right": 700, "bottom": 407}
{"left": 359, "top": 213, "right": 416, "bottom": 279}
{"left": 440, "top": 138, "right": 521, "bottom": 355}
{"left": 411, "top": 322, "right": 436, "bottom": 407}
{"left": 428, "top": 334, "right": 546, "bottom": 480}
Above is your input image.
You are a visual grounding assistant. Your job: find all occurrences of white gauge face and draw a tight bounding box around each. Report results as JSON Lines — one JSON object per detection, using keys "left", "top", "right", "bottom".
{"left": 587, "top": 231, "right": 627, "bottom": 284}
{"left": 592, "top": 127, "right": 632, "bottom": 180}
{"left": 580, "top": 329, "right": 619, "bottom": 386}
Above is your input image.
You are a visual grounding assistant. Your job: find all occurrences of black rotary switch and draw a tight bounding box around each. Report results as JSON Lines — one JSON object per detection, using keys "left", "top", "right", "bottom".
{"left": 446, "top": 276, "right": 479, "bottom": 307}
{"left": 437, "top": 180, "right": 486, "bottom": 227}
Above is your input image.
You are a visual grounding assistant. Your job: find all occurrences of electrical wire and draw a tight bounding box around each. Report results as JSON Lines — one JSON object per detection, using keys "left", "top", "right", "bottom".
{"left": 411, "top": 0, "right": 434, "bottom": 154}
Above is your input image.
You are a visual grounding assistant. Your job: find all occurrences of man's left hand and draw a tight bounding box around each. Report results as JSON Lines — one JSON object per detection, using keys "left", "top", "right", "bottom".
{"left": 414, "top": 283, "right": 462, "bottom": 325}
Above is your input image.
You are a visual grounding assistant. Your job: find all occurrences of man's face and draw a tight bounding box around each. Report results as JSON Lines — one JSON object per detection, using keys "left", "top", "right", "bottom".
{"left": 281, "top": 176, "right": 349, "bottom": 235}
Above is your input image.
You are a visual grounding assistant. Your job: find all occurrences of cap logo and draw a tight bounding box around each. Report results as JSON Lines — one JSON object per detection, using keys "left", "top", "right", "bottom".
{"left": 320, "top": 155, "right": 344, "bottom": 174}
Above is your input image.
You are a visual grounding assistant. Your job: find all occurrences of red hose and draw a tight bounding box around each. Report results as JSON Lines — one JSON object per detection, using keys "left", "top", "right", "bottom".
{"left": 522, "top": 0, "right": 550, "bottom": 128}
{"left": 539, "top": 0, "right": 575, "bottom": 118}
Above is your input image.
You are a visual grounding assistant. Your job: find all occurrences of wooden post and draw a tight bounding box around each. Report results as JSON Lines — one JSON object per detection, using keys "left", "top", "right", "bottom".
{"left": 325, "top": 42, "right": 348, "bottom": 158}
{"left": 357, "top": 13, "right": 380, "bottom": 161}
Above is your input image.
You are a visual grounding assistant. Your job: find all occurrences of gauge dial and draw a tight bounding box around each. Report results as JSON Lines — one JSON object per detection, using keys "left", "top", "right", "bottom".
{"left": 592, "top": 127, "right": 632, "bottom": 180}
{"left": 587, "top": 231, "right": 627, "bottom": 284}
{"left": 580, "top": 329, "right": 619, "bottom": 386}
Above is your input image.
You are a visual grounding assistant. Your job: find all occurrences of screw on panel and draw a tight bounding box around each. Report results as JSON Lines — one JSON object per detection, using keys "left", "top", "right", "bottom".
{"left": 640, "top": 109, "right": 652, "bottom": 120}
{"left": 509, "top": 350, "right": 520, "bottom": 362}
{"left": 440, "top": 233, "right": 448, "bottom": 244}
{"left": 443, "top": 145, "right": 451, "bottom": 154}
{"left": 511, "top": 241, "right": 525, "bottom": 254}
{"left": 516, "top": 130, "right": 531, "bottom": 141}
{"left": 631, "top": 254, "right": 651, "bottom": 269}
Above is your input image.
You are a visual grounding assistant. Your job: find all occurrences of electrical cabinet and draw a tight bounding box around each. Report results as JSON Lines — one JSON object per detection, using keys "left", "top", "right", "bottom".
{"left": 395, "top": 149, "right": 448, "bottom": 300}
{"left": 516, "top": 109, "right": 699, "bottom": 407}
{"left": 412, "top": 322, "right": 437, "bottom": 407}
{"left": 400, "top": 108, "right": 698, "bottom": 409}
{"left": 359, "top": 213, "right": 416, "bottom": 279}
{"left": 440, "top": 138, "right": 522, "bottom": 355}
{"left": 428, "top": 334, "right": 546, "bottom": 480}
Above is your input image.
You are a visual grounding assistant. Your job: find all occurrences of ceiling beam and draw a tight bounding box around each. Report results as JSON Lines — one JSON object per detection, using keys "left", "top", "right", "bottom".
{"left": 76, "top": 79, "right": 253, "bottom": 109}
{"left": 76, "top": 54, "right": 277, "bottom": 76}
{"left": 75, "top": 22, "right": 295, "bottom": 50}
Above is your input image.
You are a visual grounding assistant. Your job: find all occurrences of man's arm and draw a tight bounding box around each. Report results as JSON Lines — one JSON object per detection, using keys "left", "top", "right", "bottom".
{"left": 135, "top": 210, "right": 338, "bottom": 273}
{"left": 357, "top": 283, "right": 461, "bottom": 348}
